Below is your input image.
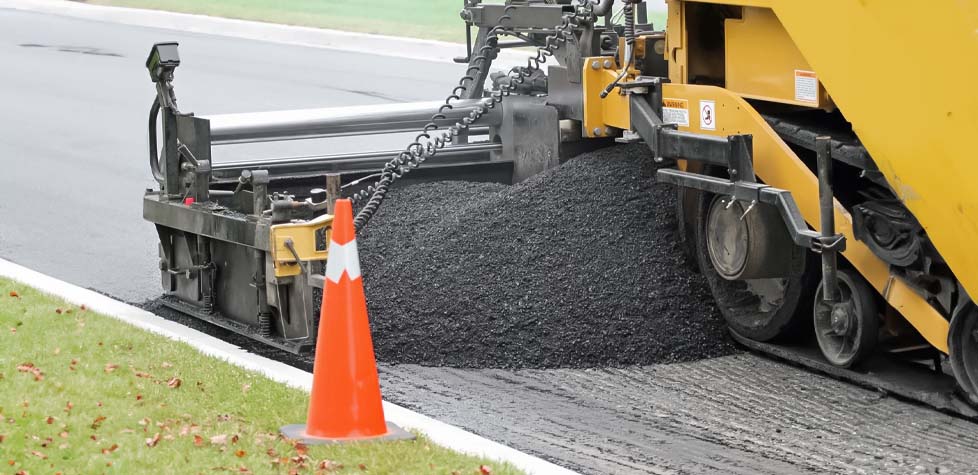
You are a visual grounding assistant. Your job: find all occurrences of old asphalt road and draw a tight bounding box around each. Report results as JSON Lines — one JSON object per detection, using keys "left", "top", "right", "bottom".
{"left": 2, "top": 6, "right": 978, "bottom": 474}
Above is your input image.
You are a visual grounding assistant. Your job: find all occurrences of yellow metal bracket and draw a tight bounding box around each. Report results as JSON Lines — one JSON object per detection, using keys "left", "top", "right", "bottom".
{"left": 581, "top": 55, "right": 635, "bottom": 138}
{"left": 269, "top": 213, "right": 333, "bottom": 278}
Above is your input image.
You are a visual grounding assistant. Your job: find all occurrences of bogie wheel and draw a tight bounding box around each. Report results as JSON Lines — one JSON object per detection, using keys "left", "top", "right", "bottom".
{"left": 948, "top": 303, "right": 978, "bottom": 406}
{"left": 813, "top": 269, "right": 879, "bottom": 368}
{"left": 691, "top": 190, "right": 819, "bottom": 342}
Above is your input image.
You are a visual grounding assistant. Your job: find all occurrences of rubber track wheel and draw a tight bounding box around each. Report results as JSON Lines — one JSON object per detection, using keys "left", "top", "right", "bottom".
{"left": 692, "top": 189, "right": 819, "bottom": 342}
{"left": 813, "top": 269, "right": 879, "bottom": 368}
{"left": 948, "top": 303, "right": 978, "bottom": 407}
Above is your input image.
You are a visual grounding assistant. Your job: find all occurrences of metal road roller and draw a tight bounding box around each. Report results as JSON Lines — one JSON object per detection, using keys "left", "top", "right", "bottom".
{"left": 143, "top": 0, "right": 978, "bottom": 413}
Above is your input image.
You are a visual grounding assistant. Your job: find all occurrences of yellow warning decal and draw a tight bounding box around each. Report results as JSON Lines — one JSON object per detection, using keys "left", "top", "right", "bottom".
{"left": 794, "top": 70, "right": 818, "bottom": 103}
{"left": 662, "top": 98, "right": 689, "bottom": 127}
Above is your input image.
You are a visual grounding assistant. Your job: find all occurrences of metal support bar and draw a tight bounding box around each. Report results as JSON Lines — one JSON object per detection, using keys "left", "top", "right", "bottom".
{"left": 817, "top": 136, "right": 841, "bottom": 302}
{"left": 657, "top": 168, "right": 823, "bottom": 249}
{"left": 325, "top": 174, "right": 341, "bottom": 214}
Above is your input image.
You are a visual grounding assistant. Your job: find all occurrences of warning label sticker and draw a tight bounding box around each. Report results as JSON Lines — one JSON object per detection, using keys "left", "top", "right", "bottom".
{"left": 794, "top": 70, "right": 818, "bottom": 103}
{"left": 662, "top": 98, "right": 689, "bottom": 127}
{"left": 699, "top": 100, "right": 716, "bottom": 131}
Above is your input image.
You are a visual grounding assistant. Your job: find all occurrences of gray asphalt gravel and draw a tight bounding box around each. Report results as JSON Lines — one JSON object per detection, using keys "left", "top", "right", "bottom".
{"left": 2, "top": 7, "right": 977, "bottom": 475}
{"left": 359, "top": 148, "right": 735, "bottom": 368}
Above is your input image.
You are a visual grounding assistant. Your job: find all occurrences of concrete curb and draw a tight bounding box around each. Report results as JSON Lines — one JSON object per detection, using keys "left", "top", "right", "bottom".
{"left": 0, "top": 258, "right": 579, "bottom": 475}
{"left": 0, "top": 0, "right": 531, "bottom": 67}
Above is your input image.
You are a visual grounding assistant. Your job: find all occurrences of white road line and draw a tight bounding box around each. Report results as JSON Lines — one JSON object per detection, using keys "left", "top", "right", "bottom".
{"left": 0, "top": 258, "right": 579, "bottom": 475}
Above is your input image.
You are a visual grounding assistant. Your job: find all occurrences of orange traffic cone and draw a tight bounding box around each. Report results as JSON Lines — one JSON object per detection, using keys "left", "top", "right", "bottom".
{"left": 281, "top": 199, "right": 413, "bottom": 444}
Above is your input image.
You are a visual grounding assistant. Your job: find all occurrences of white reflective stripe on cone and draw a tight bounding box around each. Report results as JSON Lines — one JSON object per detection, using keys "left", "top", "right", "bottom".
{"left": 324, "top": 240, "right": 362, "bottom": 283}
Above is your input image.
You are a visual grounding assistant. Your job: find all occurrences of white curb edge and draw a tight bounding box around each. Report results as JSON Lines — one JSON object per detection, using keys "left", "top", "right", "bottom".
{"left": 0, "top": 0, "right": 532, "bottom": 67}
{"left": 0, "top": 258, "right": 578, "bottom": 475}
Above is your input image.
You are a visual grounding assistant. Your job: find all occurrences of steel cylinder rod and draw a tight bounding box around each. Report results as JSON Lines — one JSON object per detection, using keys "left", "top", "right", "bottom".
{"left": 205, "top": 100, "right": 499, "bottom": 144}
{"left": 210, "top": 142, "right": 503, "bottom": 178}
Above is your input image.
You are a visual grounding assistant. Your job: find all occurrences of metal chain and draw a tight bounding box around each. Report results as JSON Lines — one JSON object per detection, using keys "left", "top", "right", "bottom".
{"left": 350, "top": 0, "right": 597, "bottom": 232}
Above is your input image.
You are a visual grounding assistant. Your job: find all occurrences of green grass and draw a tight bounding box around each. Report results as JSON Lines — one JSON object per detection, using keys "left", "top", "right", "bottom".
{"left": 87, "top": 1, "right": 667, "bottom": 43}
{"left": 0, "top": 278, "right": 523, "bottom": 475}
{"left": 89, "top": 0, "right": 469, "bottom": 42}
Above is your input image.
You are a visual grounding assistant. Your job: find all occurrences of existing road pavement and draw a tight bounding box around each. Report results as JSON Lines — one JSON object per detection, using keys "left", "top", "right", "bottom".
{"left": 2, "top": 6, "right": 977, "bottom": 475}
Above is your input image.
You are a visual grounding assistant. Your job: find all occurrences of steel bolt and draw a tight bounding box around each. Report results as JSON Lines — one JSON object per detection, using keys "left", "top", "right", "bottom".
{"left": 603, "top": 60, "right": 613, "bottom": 69}
{"left": 591, "top": 60, "right": 600, "bottom": 70}
{"left": 604, "top": 127, "right": 613, "bottom": 135}
{"left": 593, "top": 127, "right": 603, "bottom": 136}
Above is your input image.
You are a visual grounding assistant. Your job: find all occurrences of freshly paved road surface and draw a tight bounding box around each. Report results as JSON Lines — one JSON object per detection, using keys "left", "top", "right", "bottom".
{"left": 3, "top": 6, "right": 977, "bottom": 474}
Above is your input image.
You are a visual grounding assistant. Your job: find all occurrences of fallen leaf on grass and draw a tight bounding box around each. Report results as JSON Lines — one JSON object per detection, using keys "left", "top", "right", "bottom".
{"left": 104, "top": 364, "right": 119, "bottom": 373}
{"left": 64, "top": 402, "right": 73, "bottom": 414}
{"left": 358, "top": 463, "right": 367, "bottom": 471}
{"left": 30, "top": 450, "right": 46, "bottom": 460}
{"left": 101, "top": 443, "right": 119, "bottom": 454}
{"left": 242, "top": 383, "right": 252, "bottom": 394}
{"left": 135, "top": 394, "right": 143, "bottom": 401}
{"left": 294, "top": 442, "right": 308, "bottom": 456}
{"left": 479, "top": 465, "right": 493, "bottom": 475}
{"left": 55, "top": 308, "right": 63, "bottom": 315}
{"left": 315, "top": 460, "right": 339, "bottom": 471}
{"left": 133, "top": 370, "right": 152, "bottom": 379}
{"left": 80, "top": 304, "right": 87, "bottom": 311}
{"left": 167, "top": 377, "right": 182, "bottom": 389}
{"left": 9, "top": 328, "right": 15, "bottom": 334}
{"left": 90, "top": 416, "right": 106, "bottom": 430}
{"left": 45, "top": 416, "right": 54, "bottom": 425}
{"left": 0, "top": 435, "right": 5, "bottom": 443}
{"left": 210, "top": 434, "right": 228, "bottom": 445}
{"left": 16, "top": 363, "right": 43, "bottom": 381}
{"left": 161, "top": 362, "right": 173, "bottom": 368}
{"left": 193, "top": 435, "right": 204, "bottom": 447}
{"left": 58, "top": 431, "right": 68, "bottom": 439}
{"left": 238, "top": 467, "right": 252, "bottom": 474}
{"left": 235, "top": 450, "right": 246, "bottom": 458}
{"left": 290, "top": 455, "right": 310, "bottom": 468}
{"left": 145, "top": 433, "right": 161, "bottom": 448}
{"left": 8, "top": 291, "right": 19, "bottom": 298}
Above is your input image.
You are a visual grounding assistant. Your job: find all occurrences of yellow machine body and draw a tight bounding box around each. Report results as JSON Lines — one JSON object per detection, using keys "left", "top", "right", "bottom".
{"left": 582, "top": 0, "right": 978, "bottom": 352}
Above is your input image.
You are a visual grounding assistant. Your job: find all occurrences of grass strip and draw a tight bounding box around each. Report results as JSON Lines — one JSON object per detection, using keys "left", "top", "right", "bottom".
{"left": 0, "top": 278, "right": 522, "bottom": 475}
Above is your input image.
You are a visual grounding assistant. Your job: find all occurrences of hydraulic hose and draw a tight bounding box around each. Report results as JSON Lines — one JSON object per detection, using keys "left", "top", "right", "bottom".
{"left": 600, "top": 0, "right": 635, "bottom": 98}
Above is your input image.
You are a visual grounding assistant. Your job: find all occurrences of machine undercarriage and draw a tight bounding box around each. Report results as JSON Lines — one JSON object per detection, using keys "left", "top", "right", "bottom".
{"left": 143, "top": 0, "right": 978, "bottom": 417}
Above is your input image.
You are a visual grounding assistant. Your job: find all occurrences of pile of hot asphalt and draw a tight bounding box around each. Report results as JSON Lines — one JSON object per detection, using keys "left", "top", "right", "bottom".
{"left": 357, "top": 144, "right": 735, "bottom": 368}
